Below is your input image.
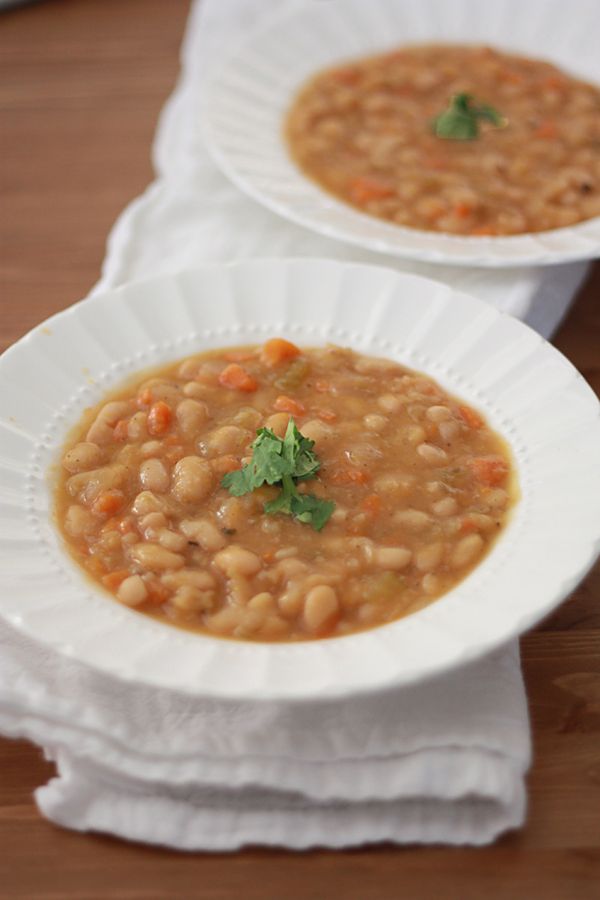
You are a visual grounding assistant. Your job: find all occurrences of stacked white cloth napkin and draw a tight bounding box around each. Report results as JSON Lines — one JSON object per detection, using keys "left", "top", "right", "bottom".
{"left": 0, "top": 0, "right": 588, "bottom": 849}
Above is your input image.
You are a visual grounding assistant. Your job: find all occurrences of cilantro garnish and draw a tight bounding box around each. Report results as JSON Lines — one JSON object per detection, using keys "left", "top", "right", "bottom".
{"left": 433, "top": 93, "right": 506, "bottom": 141}
{"left": 221, "top": 418, "right": 335, "bottom": 531}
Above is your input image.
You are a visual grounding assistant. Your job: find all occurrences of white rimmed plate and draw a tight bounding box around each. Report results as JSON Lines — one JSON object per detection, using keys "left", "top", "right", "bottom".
{"left": 202, "top": 0, "right": 600, "bottom": 268}
{"left": 1, "top": 259, "right": 599, "bottom": 700}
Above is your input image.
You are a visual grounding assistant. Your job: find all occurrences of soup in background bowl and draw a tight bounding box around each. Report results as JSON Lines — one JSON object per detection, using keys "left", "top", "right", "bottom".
{"left": 286, "top": 44, "right": 600, "bottom": 236}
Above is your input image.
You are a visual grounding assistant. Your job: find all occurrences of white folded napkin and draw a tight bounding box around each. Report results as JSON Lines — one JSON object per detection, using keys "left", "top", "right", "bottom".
{"left": 0, "top": 0, "right": 586, "bottom": 849}
{"left": 0, "top": 624, "right": 529, "bottom": 848}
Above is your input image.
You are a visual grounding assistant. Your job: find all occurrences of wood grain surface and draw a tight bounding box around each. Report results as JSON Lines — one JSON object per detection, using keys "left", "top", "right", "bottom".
{"left": 1, "top": 1, "right": 599, "bottom": 897}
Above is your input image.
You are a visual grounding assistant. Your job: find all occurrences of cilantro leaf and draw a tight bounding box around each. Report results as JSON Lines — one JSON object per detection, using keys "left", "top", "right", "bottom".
{"left": 433, "top": 93, "right": 506, "bottom": 141}
{"left": 221, "top": 417, "right": 334, "bottom": 530}
{"left": 290, "top": 494, "right": 335, "bottom": 531}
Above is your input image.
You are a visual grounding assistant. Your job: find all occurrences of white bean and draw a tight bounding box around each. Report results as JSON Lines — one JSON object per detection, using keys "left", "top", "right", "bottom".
{"left": 180, "top": 518, "right": 226, "bottom": 551}
{"left": 451, "top": 534, "right": 485, "bottom": 568}
{"left": 439, "top": 420, "right": 460, "bottom": 442}
{"left": 176, "top": 399, "right": 208, "bottom": 439}
{"left": 304, "top": 585, "right": 339, "bottom": 632}
{"left": 117, "top": 575, "right": 148, "bottom": 607}
{"left": 127, "top": 411, "right": 148, "bottom": 442}
{"left": 363, "top": 413, "right": 388, "bottom": 431}
{"left": 426, "top": 405, "right": 452, "bottom": 423}
{"left": 432, "top": 497, "right": 458, "bottom": 517}
{"left": 417, "top": 443, "right": 448, "bottom": 464}
{"left": 162, "top": 569, "right": 215, "bottom": 590}
{"left": 86, "top": 401, "right": 130, "bottom": 445}
{"left": 415, "top": 542, "right": 444, "bottom": 573}
{"left": 62, "top": 442, "right": 103, "bottom": 474}
{"left": 377, "top": 393, "right": 403, "bottom": 413}
{"left": 265, "top": 412, "right": 290, "bottom": 437}
{"left": 129, "top": 543, "right": 184, "bottom": 571}
{"left": 422, "top": 574, "right": 441, "bottom": 595}
{"left": 170, "top": 585, "right": 214, "bottom": 612}
{"left": 156, "top": 528, "right": 187, "bottom": 552}
{"left": 205, "top": 426, "right": 249, "bottom": 455}
{"left": 406, "top": 425, "right": 426, "bottom": 445}
{"left": 64, "top": 504, "right": 96, "bottom": 537}
{"left": 171, "top": 456, "right": 212, "bottom": 504}
{"left": 393, "top": 508, "right": 431, "bottom": 531}
{"left": 214, "top": 545, "right": 261, "bottom": 577}
{"left": 300, "top": 419, "right": 333, "bottom": 445}
{"left": 139, "top": 458, "right": 170, "bottom": 493}
{"left": 373, "top": 546, "right": 412, "bottom": 571}
{"left": 132, "top": 491, "right": 164, "bottom": 516}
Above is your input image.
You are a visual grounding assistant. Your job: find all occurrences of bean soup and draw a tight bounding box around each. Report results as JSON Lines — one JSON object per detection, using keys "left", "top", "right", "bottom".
{"left": 56, "top": 340, "right": 516, "bottom": 641}
{"left": 285, "top": 44, "right": 600, "bottom": 235}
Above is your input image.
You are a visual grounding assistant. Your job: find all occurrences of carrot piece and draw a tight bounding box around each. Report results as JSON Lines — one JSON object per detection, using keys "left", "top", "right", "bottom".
{"left": 541, "top": 75, "right": 565, "bottom": 91}
{"left": 329, "top": 467, "right": 370, "bottom": 486}
{"left": 533, "top": 120, "right": 558, "bottom": 139}
{"left": 469, "top": 456, "right": 509, "bottom": 487}
{"left": 260, "top": 338, "right": 301, "bottom": 368}
{"left": 101, "top": 516, "right": 120, "bottom": 532}
{"left": 92, "top": 490, "right": 125, "bottom": 516}
{"left": 147, "top": 400, "right": 172, "bottom": 435}
{"left": 361, "top": 494, "right": 382, "bottom": 516}
{"left": 101, "top": 569, "right": 130, "bottom": 591}
{"left": 218, "top": 363, "right": 258, "bottom": 392}
{"left": 470, "top": 225, "right": 497, "bottom": 236}
{"left": 273, "top": 395, "right": 305, "bottom": 417}
{"left": 137, "top": 387, "right": 153, "bottom": 407}
{"left": 454, "top": 202, "right": 473, "bottom": 219}
{"left": 422, "top": 155, "right": 448, "bottom": 171}
{"left": 460, "top": 517, "right": 479, "bottom": 534}
{"left": 212, "top": 455, "right": 242, "bottom": 476}
{"left": 349, "top": 175, "right": 394, "bottom": 206}
{"left": 330, "top": 66, "right": 360, "bottom": 86}
{"left": 113, "top": 419, "right": 129, "bottom": 442}
{"left": 316, "top": 409, "right": 337, "bottom": 423}
{"left": 458, "top": 405, "right": 483, "bottom": 429}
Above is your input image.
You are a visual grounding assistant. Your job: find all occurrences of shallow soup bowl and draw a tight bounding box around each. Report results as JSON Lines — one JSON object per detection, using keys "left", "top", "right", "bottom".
{"left": 0, "top": 259, "right": 599, "bottom": 701}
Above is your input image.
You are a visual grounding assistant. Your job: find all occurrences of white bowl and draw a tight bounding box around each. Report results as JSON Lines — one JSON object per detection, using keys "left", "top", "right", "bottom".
{"left": 1, "top": 259, "right": 599, "bottom": 700}
{"left": 202, "top": 0, "right": 600, "bottom": 268}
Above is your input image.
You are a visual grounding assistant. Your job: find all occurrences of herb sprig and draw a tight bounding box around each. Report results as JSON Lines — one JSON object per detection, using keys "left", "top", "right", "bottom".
{"left": 221, "top": 418, "right": 335, "bottom": 531}
{"left": 433, "top": 93, "right": 506, "bottom": 141}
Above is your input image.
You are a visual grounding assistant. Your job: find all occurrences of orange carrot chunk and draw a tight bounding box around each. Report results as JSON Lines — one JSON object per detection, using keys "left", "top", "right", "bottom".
{"left": 92, "top": 490, "right": 125, "bottom": 516}
{"left": 260, "top": 338, "right": 301, "bottom": 368}
{"left": 147, "top": 401, "right": 172, "bottom": 435}
{"left": 273, "top": 395, "right": 306, "bottom": 417}
{"left": 349, "top": 175, "right": 394, "bottom": 205}
{"left": 329, "top": 467, "right": 370, "bottom": 485}
{"left": 458, "top": 405, "right": 484, "bottom": 429}
{"left": 469, "top": 456, "right": 509, "bottom": 487}
{"left": 218, "top": 363, "right": 258, "bottom": 392}
{"left": 101, "top": 569, "right": 130, "bottom": 591}
{"left": 361, "top": 493, "right": 382, "bottom": 516}
{"left": 316, "top": 409, "right": 337, "bottom": 423}
{"left": 113, "top": 419, "right": 130, "bottom": 442}
{"left": 534, "top": 120, "right": 558, "bottom": 139}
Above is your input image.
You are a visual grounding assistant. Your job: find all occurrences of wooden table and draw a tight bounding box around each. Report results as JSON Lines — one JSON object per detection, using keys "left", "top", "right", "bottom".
{"left": 1, "top": 1, "right": 598, "bottom": 897}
